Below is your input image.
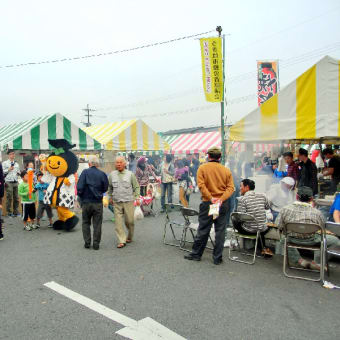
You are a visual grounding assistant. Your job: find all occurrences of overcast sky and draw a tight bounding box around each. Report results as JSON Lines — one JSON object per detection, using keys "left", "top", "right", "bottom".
{"left": 1, "top": 0, "right": 340, "bottom": 132}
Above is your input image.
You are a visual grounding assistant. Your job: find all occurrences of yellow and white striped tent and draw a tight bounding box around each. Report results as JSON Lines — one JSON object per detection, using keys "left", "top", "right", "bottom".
{"left": 229, "top": 56, "right": 340, "bottom": 143}
{"left": 84, "top": 119, "right": 170, "bottom": 151}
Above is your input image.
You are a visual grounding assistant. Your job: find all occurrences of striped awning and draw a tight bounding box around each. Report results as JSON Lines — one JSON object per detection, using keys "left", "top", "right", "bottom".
{"left": 0, "top": 113, "right": 102, "bottom": 151}
{"left": 84, "top": 119, "right": 170, "bottom": 151}
{"left": 229, "top": 56, "right": 340, "bottom": 142}
{"left": 164, "top": 131, "right": 221, "bottom": 154}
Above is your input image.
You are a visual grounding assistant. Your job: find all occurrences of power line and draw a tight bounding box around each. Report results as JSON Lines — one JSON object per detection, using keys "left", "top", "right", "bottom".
{"left": 92, "top": 42, "right": 340, "bottom": 113}
{"left": 0, "top": 30, "right": 215, "bottom": 70}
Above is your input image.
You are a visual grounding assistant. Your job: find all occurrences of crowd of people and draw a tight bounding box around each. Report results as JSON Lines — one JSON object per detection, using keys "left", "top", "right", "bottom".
{"left": 0, "top": 150, "right": 201, "bottom": 249}
{"left": 1, "top": 145, "right": 340, "bottom": 272}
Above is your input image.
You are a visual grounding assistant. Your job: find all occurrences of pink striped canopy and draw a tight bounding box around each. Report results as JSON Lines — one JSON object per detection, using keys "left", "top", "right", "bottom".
{"left": 169, "top": 131, "right": 221, "bottom": 154}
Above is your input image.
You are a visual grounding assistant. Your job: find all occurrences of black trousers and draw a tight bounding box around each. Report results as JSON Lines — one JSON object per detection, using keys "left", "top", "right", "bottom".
{"left": 233, "top": 222, "right": 270, "bottom": 249}
{"left": 82, "top": 202, "right": 103, "bottom": 246}
{"left": 191, "top": 201, "right": 228, "bottom": 261}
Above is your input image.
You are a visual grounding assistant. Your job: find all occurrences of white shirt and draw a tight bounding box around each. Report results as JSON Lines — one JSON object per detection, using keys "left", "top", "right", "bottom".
{"left": 267, "top": 183, "right": 295, "bottom": 213}
{"left": 2, "top": 159, "right": 20, "bottom": 183}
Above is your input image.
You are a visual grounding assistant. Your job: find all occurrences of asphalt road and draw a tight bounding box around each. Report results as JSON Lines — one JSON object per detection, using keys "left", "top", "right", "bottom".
{"left": 1, "top": 193, "right": 340, "bottom": 340}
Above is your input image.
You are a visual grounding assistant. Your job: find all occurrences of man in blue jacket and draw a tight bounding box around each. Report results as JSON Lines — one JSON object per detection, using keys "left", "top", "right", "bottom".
{"left": 77, "top": 155, "right": 109, "bottom": 250}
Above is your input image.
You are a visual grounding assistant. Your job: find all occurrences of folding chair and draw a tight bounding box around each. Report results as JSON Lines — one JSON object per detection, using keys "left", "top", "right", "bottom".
{"left": 322, "top": 222, "right": 340, "bottom": 289}
{"left": 228, "top": 212, "right": 264, "bottom": 265}
{"left": 179, "top": 207, "right": 215, "bottom": 252}
{"left": 282, "top": 222, "right": 325, "bottom": 282}
{"left": 163, "top": 203, "right": 184, "bottom": 247}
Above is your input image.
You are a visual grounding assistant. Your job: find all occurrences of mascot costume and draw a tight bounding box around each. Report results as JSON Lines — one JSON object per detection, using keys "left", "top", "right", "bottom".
{"left": 42, "top": 139, "right": 79, "bottom": 230}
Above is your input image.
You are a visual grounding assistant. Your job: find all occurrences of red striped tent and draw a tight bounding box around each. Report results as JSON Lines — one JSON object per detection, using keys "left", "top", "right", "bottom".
{"left": 164, "top": 131, "right": 221, "bottom": 154}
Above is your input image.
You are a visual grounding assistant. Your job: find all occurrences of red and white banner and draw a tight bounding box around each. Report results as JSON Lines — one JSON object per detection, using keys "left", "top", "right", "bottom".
{"left": 257, "top": 60, "right": 279, "bottom": 106}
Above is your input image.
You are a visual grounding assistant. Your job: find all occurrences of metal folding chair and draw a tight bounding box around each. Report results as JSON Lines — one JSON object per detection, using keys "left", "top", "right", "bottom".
{"left": 282, "top": 222, "right": 325, "bottom": 282}
{"left": 322, "top": 222, "right": 340, "bottom": 289}
{"left": 163, "top": 203, "right": 184, "bottom": 247}
{"left": 179, "top": 207, "right": 215, "bottom": 252}
{"left": 228, "top": 212, "right": 264, "bottom": 265}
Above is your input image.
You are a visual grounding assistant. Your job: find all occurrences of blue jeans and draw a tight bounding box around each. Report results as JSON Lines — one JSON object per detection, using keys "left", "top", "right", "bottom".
{"left": 161, "top": 182, "right": 173, "bottom": 209}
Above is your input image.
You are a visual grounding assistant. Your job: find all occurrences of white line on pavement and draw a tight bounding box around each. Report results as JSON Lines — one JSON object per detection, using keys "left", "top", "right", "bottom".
{"left": 44, "top": 281, "right": 137, "bottom": 328}
{"left": 44, "top": 281, "right": 186, "bottom": 340}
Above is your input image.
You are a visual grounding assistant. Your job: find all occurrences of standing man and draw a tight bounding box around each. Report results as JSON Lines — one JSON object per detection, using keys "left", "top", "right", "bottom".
{"left": 184, "top": 147, "right": 234, "bottom": 265}
{"left": 283, "top": 151, "right": 299, "bottom": 185}
{"left": 2, "top": 150, "right": 21, "bottom": 217}
{"left": 322, "top": 148, "right": 340, "bottom": 194}
{"left": 298, "top": 148, "right": 318, "bottom": 196}
{"left": 77, "top": 155, "right": 109, "bottom": 250}
{"left": 108, "top": 157, "right": 140, "bottom": 248}
{"left": 160, "top": 154, "right": 175, "bottom": 213}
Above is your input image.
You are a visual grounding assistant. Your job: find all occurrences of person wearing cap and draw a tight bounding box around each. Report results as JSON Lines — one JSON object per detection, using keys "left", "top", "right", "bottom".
{"left": 322, "top": 148, "right": 340, "bottom": 194}
{"left": 77, "top": 155, "right": 109, "bottom": 250}
{"left": 267, "top": 177, "right": 295, "bottom": 221}
{"left": 277, "top": 186, "right": 340, "bottom": 270}
{"left": 184, "top": 147, "right": 234, "bottom": 265}
{"left": 298, "top": 148, "right": 318, "bottom": 196}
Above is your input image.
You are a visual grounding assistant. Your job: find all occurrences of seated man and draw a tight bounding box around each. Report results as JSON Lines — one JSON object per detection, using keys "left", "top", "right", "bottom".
{"left": 267, "top": 177, "right": 295, "bottom": 221}
{"left": 235, "top": 179, "right": 273, "bottom": 256}
{"left": 277, "top": 186, "right": 340, "bottom": 270}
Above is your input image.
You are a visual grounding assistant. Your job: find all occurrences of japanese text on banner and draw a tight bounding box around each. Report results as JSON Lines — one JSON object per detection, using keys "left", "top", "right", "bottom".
{"left": 200, "top": 37, "right": 223, "bottom": 102}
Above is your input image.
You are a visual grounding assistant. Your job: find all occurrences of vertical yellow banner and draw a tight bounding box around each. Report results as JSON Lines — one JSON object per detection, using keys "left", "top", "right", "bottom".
{"left": 200, "top": 37, "right": 223, "bottom": 102}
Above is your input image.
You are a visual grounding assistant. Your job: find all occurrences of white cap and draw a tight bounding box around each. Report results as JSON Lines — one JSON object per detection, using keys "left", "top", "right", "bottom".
{"left": 281, "top": 176, "right": 295, "bottom": 187}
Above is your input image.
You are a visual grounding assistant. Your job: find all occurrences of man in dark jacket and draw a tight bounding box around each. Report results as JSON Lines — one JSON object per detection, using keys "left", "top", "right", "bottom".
{"left": 77, "top": 155, "right": 109, "bottom": 250}
{"left": 298, "top": 148, "right": 318, "bottom": 196}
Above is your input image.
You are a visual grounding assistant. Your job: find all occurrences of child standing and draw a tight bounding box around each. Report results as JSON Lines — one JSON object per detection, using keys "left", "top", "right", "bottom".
{"left": 18, "top": 170, "right": 37, "bottom": 231}
{"left": 35, "top": 172, "right": 53, "bottom": 227}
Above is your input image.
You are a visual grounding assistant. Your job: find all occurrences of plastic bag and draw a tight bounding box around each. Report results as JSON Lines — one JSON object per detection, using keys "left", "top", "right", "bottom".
{"left": 209, "top": 203, "right": 221, "bottom": 220}
{"left": 134, "top": 206, "right": 144, "bottom": 221}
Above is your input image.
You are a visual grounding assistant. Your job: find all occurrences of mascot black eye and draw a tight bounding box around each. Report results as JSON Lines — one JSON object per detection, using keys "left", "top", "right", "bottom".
{"left": 57, "top": 161, "right": 61, "bottom": 165}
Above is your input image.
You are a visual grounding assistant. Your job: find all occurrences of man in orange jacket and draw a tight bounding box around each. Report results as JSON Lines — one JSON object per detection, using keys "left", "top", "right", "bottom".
{"left": 184, "top": 147, "right": 234, "bottom": 265}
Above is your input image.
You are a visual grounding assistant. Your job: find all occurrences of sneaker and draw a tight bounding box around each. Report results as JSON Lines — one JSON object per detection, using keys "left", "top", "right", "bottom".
{"left": 48, "top": 224, "right": 53, "bottom": 228}
{"left": 0, "top": 235, "right": 4, "bottom": 240}
{"left": 31, "top": 224, "right": 39, "bottom": 229}
{"left": 84, "top": 243, "right": 90, "bottom": 249}
{"left": 93, "top": 244, "right": 99, "bottom": 250}
{"left": 24, "top": 225, "right": 32, "bottom": 231}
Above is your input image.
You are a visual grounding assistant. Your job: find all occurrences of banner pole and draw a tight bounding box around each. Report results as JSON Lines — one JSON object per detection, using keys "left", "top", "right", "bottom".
{"left": 216, "top": 26, "right": 226, "bottom": 165}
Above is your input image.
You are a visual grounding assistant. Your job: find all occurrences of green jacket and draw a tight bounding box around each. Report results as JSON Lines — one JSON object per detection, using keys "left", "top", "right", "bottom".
{"left": 18, "top": 182, "right": 36, "bottom": 203}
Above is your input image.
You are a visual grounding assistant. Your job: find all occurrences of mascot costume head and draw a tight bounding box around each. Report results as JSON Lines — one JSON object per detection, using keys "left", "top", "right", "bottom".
{"left": 43, "top": 139, "right": 79, "bottom": 231}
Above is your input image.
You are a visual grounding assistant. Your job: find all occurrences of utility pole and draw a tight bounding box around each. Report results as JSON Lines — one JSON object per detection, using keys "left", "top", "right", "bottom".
{"left": 216, "top": 26, "right": 226, "bottom": 165}
{"left": 82, "top": 104, "right": 96, "bottom": 127}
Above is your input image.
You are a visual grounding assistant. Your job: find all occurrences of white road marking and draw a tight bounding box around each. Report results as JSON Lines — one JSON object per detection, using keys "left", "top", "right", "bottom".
{"left": 44, "top": 281, "right": 186, "bottom": 340}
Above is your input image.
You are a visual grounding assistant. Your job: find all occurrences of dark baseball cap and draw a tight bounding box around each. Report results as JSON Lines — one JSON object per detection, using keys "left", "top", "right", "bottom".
{"left": 297, "top": 186, "right": 313, "bottom": 198}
